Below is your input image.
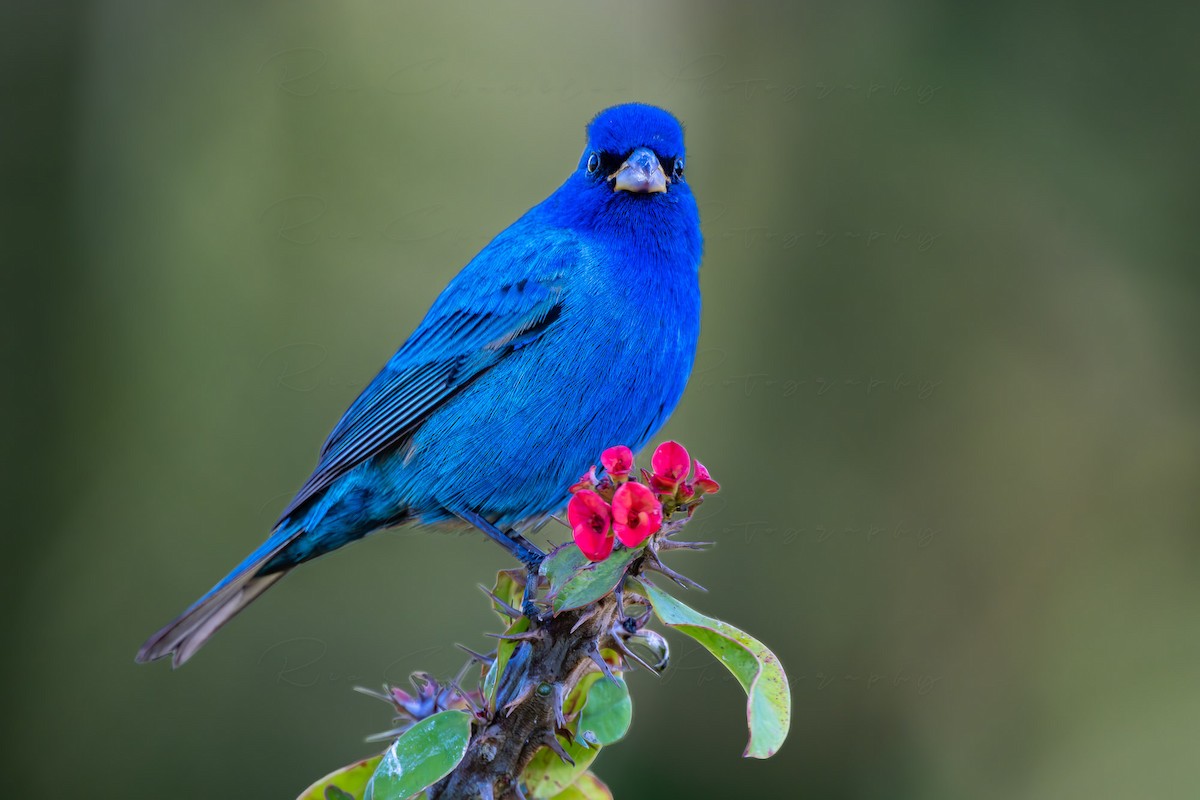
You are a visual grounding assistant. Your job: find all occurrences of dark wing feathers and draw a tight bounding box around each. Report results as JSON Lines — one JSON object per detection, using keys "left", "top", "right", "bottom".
{"left": 273, "top": 275, "right": 565, "bottom": 526}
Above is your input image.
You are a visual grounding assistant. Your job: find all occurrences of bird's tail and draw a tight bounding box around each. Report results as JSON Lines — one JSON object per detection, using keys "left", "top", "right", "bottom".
{"left": 136, "top": 526, "right": 300, "bottom": 668}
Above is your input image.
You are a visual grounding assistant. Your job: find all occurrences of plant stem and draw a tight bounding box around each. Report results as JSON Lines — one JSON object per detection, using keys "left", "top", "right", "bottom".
{"left": 429, "top": 594, "right": 622, "bottom": 799}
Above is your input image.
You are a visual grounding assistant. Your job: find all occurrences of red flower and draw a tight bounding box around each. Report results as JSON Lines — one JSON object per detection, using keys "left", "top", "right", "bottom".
{"left": 568, "top": 490, "right": 614, "bottom": 561}
{"left": 693, "top": 460, "right": 720, "bottom": 495}
{"left": 600, "top": 445, "right": 634, "bottom": 481}
{"left": 650, "top": 440, "right": 690, "bottom": 494}
{"left": 611, "top": 482, "right": 663, "bottom": 547}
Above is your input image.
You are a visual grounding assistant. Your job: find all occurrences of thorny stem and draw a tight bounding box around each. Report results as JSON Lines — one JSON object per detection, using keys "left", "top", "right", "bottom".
{"left": 428, "top": 587, "right": 623, "bottom": 800}
{"left": 427, "top": 532, "right": 709, "bottom": 799}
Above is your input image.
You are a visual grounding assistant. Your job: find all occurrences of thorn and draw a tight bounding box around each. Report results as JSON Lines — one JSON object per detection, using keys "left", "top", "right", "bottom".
{"left": 479, "top": 584, "right": 521, "bottom": 619}
{"left": 613, "top": 632, "right": 662, "bottom": 675}
{"left": 455, "top": 643, "right": 496, "bottom": 664}
{"left": 645, "top": 552, "right": 707, "bottom": 592}
{"left": 364, "top": 725, "right": 410, "bottom": 743}
{"left": 503, "top": 680, "right": 534, "bottom": 716}
{"left": 662, "top": 518, "right": 693, "bottom": 535}
{"left": 570, "top": 605, "right": 599, "bottom": 634}
{"left": 626, "top": 629, "right": 670, "bottom": 671}
{"left": 486, "top": 630, "right": 542, "bottom": 643}
{"left": 511, "top": 779, "right": 529, "bottom": 800}
{"left": 540, "top": 732, "right": 575, "bottom": 766}
{"left": 352, "top": 685, "right": 394, "bottom": 704}
{"left": 447, "top": 680, "right": 483, "bottom": 715}
{"left": 656, "top": 538, "right": 716, "bottom": 551}
{"left": 452, "top": 657, "right": 473, "bottom": 687}
{"left": 549, "top": 514, "right": 567, "bottom": 528}
{"left": 410, "top": 671, "right": 437, "bottom": 692}
{"left": 586, "top": 643, "right": 618, "bottom": 683}
{"left": 621, "top": 590, "right": 651, "bottom": 608}
{"left": 553, "top": 683, "right": 567, "bottom": 730}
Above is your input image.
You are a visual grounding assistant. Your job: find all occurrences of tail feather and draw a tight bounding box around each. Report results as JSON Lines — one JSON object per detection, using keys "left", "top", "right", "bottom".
{"left": 136, "top": 529, "right": 298, "bottom": 668}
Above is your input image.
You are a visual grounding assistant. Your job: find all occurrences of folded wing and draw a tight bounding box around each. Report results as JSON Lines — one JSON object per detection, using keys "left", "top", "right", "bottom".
{"left": 274, "top": 238, "right": 574, "bottom": 526}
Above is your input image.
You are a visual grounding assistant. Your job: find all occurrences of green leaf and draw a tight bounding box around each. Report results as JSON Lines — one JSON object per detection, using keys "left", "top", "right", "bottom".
{"left": 578, "top": 676, "right": 632, "bottom": 746}
{"left": 296, "top": 754, "right": 382, "bottom": 800}
{"left": 521, "top": 736, "right": 599, "bottom": 799}
{"left": 546, "top": 771, "right": 614, "bottom": 800}
{"left": 363, "top": 710, "right": 472, "bottom": 800}
{"left": 541, "top": 544, "right": 641, "bottom": 614}
{"left": 633, "top": 578, "right": 791, "bottom": 759}
{"left": 563, "top": 670, "right": 602, "bottom": 721}
{"left": 489, "top": 568, "right": 526, "bottom": 625}
{"left": 540, "top": 544, "right": 589, "bottom": 593}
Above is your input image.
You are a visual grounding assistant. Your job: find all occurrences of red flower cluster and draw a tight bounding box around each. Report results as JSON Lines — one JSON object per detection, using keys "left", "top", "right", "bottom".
{"left": 566, "top": 441, "right": 720, "bottom": 562}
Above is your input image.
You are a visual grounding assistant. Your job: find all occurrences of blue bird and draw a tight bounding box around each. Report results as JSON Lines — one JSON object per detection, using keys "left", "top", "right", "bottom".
{"left": 137, "top": 103, "right": 704, "bottom": 667}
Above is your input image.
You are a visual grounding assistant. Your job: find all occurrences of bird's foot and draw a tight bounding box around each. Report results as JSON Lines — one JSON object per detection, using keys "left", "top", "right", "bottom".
{"left": 514, "top": 542, "right": 544, "bottom": 570}
{"left": 451, "top": 507, "right": 547, "bottom": 621}
{"left": 522, "top": 600, "right": 544, "bottom": 622}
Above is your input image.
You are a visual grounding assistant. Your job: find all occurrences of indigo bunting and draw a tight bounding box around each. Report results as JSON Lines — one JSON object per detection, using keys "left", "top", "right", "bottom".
{"left": 137, "top": 103, "right": 703, "bottom": 667}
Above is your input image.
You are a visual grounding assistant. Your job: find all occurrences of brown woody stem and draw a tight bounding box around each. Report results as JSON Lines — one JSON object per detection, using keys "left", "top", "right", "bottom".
{"left": 428, "top": 591, "right": 623, "bottom": 799}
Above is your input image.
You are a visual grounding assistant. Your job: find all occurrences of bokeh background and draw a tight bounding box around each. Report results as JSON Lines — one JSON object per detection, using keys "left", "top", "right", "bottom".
{"left": 6, "top": 1, "right": 1200, "bottom": 798}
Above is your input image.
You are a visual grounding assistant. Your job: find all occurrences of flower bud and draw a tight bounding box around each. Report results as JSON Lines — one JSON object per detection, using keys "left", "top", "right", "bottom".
{"left": 693, "top": 460, "right": 720, "bottom": 495}
{"left": 650, "top": 440, "right": 690, "bottom": 494}
{"left": 600, "top": 445, "right": 634, "bottom": 481}
{"left": 569, "top": 465, "right": 599, "bottom": 494}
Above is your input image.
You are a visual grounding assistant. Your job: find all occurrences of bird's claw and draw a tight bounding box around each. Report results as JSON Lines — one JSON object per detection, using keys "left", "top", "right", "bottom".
{"left": 521, "top": 599, "right": 546, "bottom": 624}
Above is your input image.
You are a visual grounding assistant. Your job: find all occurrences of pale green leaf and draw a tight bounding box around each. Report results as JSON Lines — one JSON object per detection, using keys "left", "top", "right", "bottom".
{"left": 521, "top": 735, "right": 599, "bottom": 799}
{"left": 633, "top": 578, "right": 791, "bottom": 758}
{"left": 296, "top": 754, "right": 382, "bottom": 800}
{"left": 489, "top": 568, "right": 526, "bottom": 625}
{"left": 546, "top": 770, "right": 614, "bottom": 800}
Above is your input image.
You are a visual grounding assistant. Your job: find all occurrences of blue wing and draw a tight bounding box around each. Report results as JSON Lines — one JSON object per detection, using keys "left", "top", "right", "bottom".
{"left": 274, "top": 229, "right": 577, "bottom": 526}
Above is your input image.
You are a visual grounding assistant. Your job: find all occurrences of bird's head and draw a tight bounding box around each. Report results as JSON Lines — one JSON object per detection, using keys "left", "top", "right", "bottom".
{"left": 579, "top": 103, "right": 686, "bottom": 196}
{"left": 553, "top": 104, "right": 700, "bottom": 248}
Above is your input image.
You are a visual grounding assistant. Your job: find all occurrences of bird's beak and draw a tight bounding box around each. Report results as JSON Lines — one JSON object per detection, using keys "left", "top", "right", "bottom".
{"left": 610, "top": 147, "right": 668, "bottom": 194}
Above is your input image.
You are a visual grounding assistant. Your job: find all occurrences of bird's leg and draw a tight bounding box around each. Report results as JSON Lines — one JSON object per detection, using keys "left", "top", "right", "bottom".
{"left": 454, "top": 509, "right": 545, "bottom": 620}
{"left": 453, "top": 508, "right": 545, "bottom": 564}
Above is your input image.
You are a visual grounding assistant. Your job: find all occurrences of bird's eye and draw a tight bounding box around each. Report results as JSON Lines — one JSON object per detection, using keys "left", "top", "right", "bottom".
{"left": 586, "top": 152, "right": 601, "bottom": 175}
{"left": 673, "top": 158, "right": 685, "bottom": 180}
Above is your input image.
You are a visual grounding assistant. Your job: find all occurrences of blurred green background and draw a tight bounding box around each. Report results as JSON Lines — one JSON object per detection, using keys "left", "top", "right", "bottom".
{"left": 6, "top": 1, "right": 1200, "bottom": 798}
